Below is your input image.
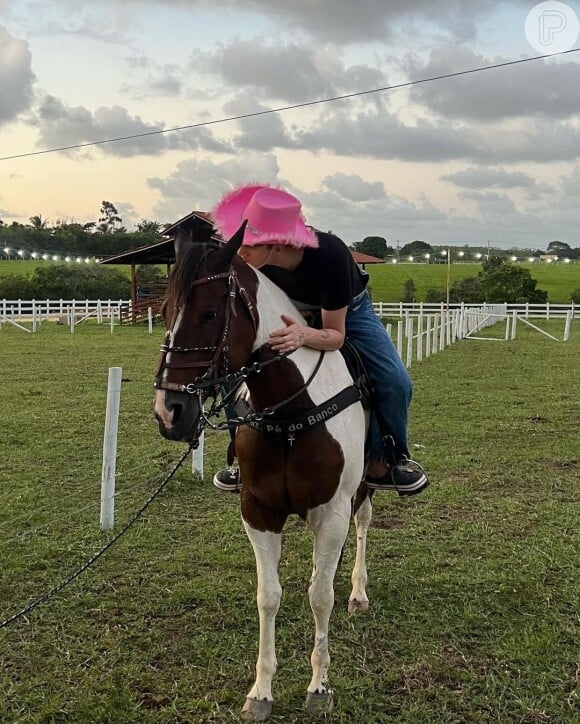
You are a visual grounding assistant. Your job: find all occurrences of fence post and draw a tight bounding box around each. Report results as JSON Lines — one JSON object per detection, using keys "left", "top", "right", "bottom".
{"left": 148, "top": 306, "right": 153, "bottom": 334}
{"left": 417, "top": 314, "right": 423, "bottom": 362}
{"left": 405, "top": 317, "right": 414, "bottom": 368}
{"left": 564, "top": 310, "right": 572, "bottom": 342}
{"left": 432, "top": 315, "right": 439, "bottom": 355}
{"left": 396, "top": 321, "right": 404, "bottom": 359}
{"left": 511, "top": 310, "right": 517, "bottom": 340}
{"left": 100, "top": 367, "right": 122, "bottom": 530}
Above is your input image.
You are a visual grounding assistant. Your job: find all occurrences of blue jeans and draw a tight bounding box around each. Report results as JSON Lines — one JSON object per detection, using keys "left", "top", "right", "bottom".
{"left": 345, "top": 291, "right": 412, "bottom": 464}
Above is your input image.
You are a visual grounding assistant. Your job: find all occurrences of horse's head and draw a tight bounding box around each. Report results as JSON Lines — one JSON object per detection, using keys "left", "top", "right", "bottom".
{"left": 153, "top": 223, "right": 259, "bottom": 441}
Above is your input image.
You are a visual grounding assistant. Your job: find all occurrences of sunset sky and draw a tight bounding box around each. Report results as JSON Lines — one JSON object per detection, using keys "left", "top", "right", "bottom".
{"left": 1, "top": 0, "right": 579, "bottom": 248}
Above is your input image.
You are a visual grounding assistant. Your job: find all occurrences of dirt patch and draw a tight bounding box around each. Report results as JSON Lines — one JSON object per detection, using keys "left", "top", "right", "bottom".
{"left": 372, "top": 515, "right": 405, "bottom": 530}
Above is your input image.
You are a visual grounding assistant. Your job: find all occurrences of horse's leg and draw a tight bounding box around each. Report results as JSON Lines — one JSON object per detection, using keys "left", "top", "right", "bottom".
{"left": 305, "top": 498, "right": 351, "bottom": 714}
{"left": 348, "top": 492, "right": 372, "bottom": 613}
{"left": 241, "top": 522, "right": 282, "bottom": 722}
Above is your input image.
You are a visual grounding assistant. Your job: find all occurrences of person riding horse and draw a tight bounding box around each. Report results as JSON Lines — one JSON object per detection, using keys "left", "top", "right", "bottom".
{"left": 211, "top": 184, "right": 429, "bottom": 496}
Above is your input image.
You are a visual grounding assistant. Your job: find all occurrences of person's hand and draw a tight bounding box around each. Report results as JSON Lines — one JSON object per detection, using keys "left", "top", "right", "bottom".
{"left": 269, "top": 314, "right": 307, "bottom": 353}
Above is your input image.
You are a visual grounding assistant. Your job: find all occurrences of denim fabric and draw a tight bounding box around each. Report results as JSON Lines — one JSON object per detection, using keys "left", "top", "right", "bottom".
{"left": 345, "top": 291, "right": 412, "bottom": 463}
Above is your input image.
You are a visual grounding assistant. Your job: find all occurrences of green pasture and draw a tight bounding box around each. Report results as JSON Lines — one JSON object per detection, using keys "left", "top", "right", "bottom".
{"left": 366, "top": 262, "right": 579, "bottom": 305}
{"left": 1, "top": 259, "right": 578, "bottom": 303}
{"left": 0, "top": 320, "right": 579, "bottom": 723}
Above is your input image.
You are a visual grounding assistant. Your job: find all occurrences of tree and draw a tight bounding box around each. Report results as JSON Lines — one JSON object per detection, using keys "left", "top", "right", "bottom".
{"left": 479, "top": 258, "right": 547, "bottom": 303}
{"left": 424, "top": 287, "right": 446, "bottom": 303}
{"left": 400, "top": 240, "right": 432, "bottom": 256}
{"left": 449, "top": 276, "right": 484, "bottom": 303}
{"left": 352, "top": 236, "right": 389, "bottom": 259}
{"left": 546, "top": 241, "right": 571, "bottom": 254}
{"left": 136, "top": 219, "right": 162, "bottom": 235}
{"left": 401, "top": 278, "right": 416, "bottom": 303}
{"left": 28, "top": 214, "right": 49, "bottom": 229}
{"left": 98, "top": 201, "right": 123, "bottom": 234}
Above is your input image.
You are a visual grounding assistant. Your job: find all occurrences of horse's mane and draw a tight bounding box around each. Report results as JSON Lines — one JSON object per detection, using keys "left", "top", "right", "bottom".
{"left": 167, "top": 242, "right": 221, "bottom": 308}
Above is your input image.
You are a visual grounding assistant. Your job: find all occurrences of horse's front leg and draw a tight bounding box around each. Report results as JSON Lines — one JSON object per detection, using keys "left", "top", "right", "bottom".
{"left": 349, "top": 492, "right": 372, "bottom": 612}
{"left": 305, "top": 498, "right": 351, "bottom": 715}
{"left": 241, "top": 522, "right": 282, "bottom": 722}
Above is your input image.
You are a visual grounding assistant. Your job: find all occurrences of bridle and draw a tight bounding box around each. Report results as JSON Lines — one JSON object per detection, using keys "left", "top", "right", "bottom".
{"left": 154, "top": 267, "right": 258, "bottom": 395}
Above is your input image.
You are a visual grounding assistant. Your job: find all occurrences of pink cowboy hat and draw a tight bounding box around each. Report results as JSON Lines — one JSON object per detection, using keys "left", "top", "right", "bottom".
{"left": 211, "top": 184, "right": 318, "bottom": 248}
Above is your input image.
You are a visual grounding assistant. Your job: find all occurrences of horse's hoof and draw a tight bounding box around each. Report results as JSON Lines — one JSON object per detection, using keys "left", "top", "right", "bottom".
{"left": 348, "top": 597, "right": 369, "bottom": 613}
{"left": 305, "top": 691, "right": 334, "bottom": 715}
{"left": 241, "top": 697, "right": 272, "bottom": 721}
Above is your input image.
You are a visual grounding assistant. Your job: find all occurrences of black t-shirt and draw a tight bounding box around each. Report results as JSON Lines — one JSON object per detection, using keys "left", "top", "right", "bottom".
{"left": 261, "top": 231, "right": 368, "bottom": 311}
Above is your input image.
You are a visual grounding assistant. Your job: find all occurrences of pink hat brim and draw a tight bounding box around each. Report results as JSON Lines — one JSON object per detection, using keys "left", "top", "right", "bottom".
{"left": 211, "top": 184, "right": 318, "bottom": 249}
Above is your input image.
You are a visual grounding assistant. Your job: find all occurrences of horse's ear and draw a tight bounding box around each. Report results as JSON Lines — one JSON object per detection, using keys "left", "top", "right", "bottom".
{"left": 216, "top": 220, "right": 247, "bottom": 267}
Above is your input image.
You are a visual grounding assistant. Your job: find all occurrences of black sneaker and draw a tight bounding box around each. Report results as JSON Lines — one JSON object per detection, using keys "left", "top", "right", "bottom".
{"left": 213, "top": 465, "right": 242, "bottom": 493}
{"left": 366, "top": 459, "right": 429, "bottom": 496}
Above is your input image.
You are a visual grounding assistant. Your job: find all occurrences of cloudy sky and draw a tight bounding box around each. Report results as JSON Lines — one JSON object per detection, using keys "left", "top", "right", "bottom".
{"left": 0, "top": 0, "right": 579, "bottom": 248}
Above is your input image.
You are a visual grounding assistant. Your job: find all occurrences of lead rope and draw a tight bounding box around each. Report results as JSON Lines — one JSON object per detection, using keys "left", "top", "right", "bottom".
{"left": 0, "top": 441, "right": 197, "bottom": 630}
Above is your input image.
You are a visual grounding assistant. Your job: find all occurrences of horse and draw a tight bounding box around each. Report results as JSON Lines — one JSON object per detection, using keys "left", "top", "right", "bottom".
{"left": 153, "top": 222, "right": 373, "bottom": 721}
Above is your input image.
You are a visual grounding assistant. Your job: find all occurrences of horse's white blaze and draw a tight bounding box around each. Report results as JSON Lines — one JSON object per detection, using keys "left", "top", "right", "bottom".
{"left": 162, "top": 308, "right": 183, "bottom": 381}
{"left": 154, "top": 309, "right": 184, "bottom": 425}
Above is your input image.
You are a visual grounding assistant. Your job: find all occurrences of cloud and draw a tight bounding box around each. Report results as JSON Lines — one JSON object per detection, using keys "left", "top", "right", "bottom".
{"left": 560, "top": 166, "right": 580, "bottom": 195}
{"left": 121, "top": 56, "right": 184, "bottom": 99}
{"left": 224, "top": 96, "right": 293, "bottom": 151}
{"left": 33, "top": 94, "right": 233, "bottom": 156}
{"left": 113, "top": 201, "right": 139, "bottom": 227}
{"left": 407, "top": 45, "right": 580, "bottom": 122}
{"left": 293, "top": 103, "right": 479, "bottom": 162}
{"left": 322, "top": 173, "right": 385, "bottom": 202}
{"left": 191, "top": 39, "right": 387, "bottom": 102}
{"left": 306, "top": 175, "right": 446, "bottom": 242}
{"left": 441, "top": 167, "right": 537, "bottom": 189}
{"left": 0, "top": 25, "right": 36, "bottom": 125}
{"left": 66, "top": 0, "right": 510, "bottom": 43}
{"left": 147, "top": 152, "right": 282, "bottom": 222}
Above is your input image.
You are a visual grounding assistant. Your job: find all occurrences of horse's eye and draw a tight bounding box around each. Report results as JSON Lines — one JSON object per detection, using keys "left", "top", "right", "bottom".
{"left": 203, "top": 310, "right": 217, "bottom": 323}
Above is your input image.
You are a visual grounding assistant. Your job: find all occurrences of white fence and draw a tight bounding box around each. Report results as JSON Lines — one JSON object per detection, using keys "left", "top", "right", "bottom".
{"left": 0, "top": 298, "right": 130, "bottom": 321}
{"left": 372, "top": 301, "right": 576, "bottom": 320}
{"left": 0, "top": 298, "right": 575, "bottom": 323}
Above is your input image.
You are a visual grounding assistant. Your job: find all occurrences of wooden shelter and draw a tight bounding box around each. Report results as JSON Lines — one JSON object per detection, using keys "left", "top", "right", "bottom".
{"left": 98, "top": 212, "right": 217, "bottom": 322}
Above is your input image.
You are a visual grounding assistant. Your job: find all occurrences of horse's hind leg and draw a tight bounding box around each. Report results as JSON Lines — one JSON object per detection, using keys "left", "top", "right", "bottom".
{"left": 349, "top": 491, "right": 372, "bottom": 613}
{"left": 305, "top": 498, "right": 351, "bottom": 714}
{"left": 241, "top": 522, "right": 282, "bottom": 722}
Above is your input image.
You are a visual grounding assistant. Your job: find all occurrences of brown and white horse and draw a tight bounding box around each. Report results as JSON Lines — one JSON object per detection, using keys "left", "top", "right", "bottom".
{"left": 153, "top": 224, "right": 372, "bottom": 721}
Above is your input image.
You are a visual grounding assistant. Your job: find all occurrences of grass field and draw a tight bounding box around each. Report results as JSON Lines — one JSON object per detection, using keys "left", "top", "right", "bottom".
{"left": 1, "top": 320, "right": 579, "bottom": 723}
{"left": 1, "top": 259, "right": 578, "bottom": 303}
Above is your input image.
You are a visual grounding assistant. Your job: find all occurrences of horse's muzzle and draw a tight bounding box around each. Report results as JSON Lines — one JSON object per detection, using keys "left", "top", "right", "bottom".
{"left": 154, "top": 389, "right": 202, "bottom": 442}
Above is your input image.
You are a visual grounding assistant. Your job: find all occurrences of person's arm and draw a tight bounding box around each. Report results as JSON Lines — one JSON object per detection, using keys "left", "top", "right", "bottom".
{"left": 269, "top": 308, "right": 346, "bottom": 353}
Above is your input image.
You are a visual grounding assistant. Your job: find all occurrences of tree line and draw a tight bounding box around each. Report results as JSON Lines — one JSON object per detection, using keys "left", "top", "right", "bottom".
{"left": 0, "top": 202, "right": 163, "bottom": 258}
{"left": 353, "top": 237, "right": 580, "bottom": 260}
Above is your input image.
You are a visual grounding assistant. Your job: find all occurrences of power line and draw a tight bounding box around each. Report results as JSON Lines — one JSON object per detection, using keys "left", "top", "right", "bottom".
{"left": 1, "top": 47, "right": 579, "bottom": 163}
